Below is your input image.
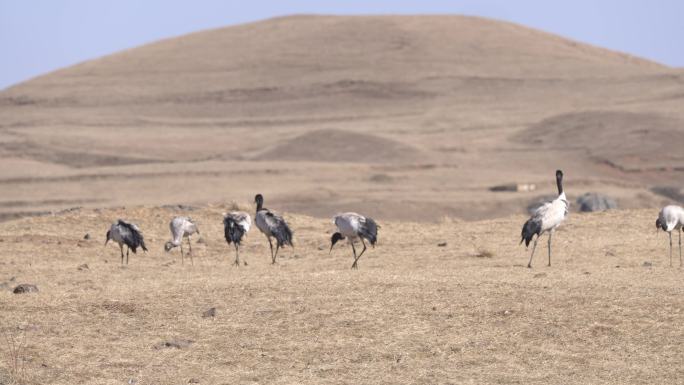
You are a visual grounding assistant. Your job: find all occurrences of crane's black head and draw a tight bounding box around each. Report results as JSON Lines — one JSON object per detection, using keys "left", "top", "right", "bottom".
{"left": 330, "top": 232, "right": 345, "bottom": 253}
{"left": 104, "top": 230, "right": 111, "bottom": 246}
{"left": 556, "top": 170, "right": 563, "bottom": 180}
{"left": 656, "top": 218, "right": 666, "bottom": 231}
{"left": 164, "top": 241, "right": 175, "bottom": 252}
{"left": 254, "top": 194, "right": 264, "bottom": 209}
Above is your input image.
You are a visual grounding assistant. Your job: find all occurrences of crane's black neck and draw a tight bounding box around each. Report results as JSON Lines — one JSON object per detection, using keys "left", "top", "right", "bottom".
{"left": 255, "top": 194, "right": 264, "bottom": 212}
{"left": 556, "top": 170, "right": 564, "bottom": 195}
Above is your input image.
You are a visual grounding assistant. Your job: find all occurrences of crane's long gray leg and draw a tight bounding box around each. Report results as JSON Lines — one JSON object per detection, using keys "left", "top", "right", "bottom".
{"left": 351, "top": 242, "right": 358, "bottom": 269}
{"left": 273, "top": 244, "right": 280, "bottom": 264}
{"left": 353, "top": 238, "right": 368, "bottom": 268}
{"left": 126, "top": 246, "right": 130, "bottom": 265}
{"left": 527, "top": 236, "right": 538, "bottom": 268}
{"left": 180, "top": 242, "right": 184, "bottom": 265}
{"left": 669, "top": 232, "right": 673, "bottom": 267}
{"left": 358, "top": 238, "right": 368, "bottom": 258}
{"left": 119, "top": 244, "right": 124, "bottom": 265}
{"left": 679, "top": 230, "right": 682, "bottom": 268}
{"left": 547, "top": 232, "right": 553, "bottom": 267}
{"left": 234, "top": 244, "right": 240, "bottom": 267}
{"left": 187, "top": 236, "right": 194, "bottom": 266}
{"left": 267, "top": 237, "right": 274, "bottom": 264}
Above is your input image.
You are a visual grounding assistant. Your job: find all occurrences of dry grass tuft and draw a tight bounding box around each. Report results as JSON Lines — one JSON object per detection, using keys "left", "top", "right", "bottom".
{"left": 226, "top": 201, "right": 251, "bottom": 212}
{"left": 473, "top": 249, "right": 494, "bottom": 258}
{"left": 1, "top": 325, "right": 29, "bottom": 385}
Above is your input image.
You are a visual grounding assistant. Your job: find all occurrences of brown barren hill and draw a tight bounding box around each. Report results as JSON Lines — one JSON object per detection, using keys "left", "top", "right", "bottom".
{"left": 0, "top": 15, "right": 666, "bottom": 117}
{"left": 0, "top": 15, "right": 682, "bottom": 221}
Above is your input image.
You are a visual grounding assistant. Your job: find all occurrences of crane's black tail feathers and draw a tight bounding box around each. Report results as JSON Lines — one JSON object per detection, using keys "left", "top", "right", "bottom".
{"left": 273, "top": 221, "right": 294, "bottom": 248}
{"left": 223, "top": 216, "right": 246, "bottom": 245}
{"left": 520, "top": 218, "right": 542, "bottom": 247}
{"left": 118, "top": 220, "right": 147, "bottom": 253}
{"left": 360, "top": 217, "right": 378, "bottom": 246}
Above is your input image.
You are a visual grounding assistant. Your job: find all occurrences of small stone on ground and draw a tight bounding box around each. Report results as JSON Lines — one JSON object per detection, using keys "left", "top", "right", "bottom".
{"left": 13, "top": 284, "right": 38, "bottom": 294}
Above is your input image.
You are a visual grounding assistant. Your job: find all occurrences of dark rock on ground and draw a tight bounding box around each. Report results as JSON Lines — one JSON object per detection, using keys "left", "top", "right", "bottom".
{"left": 202, "top": 307, "right": 216, "bottom": 318}
{"left": 155, "top": 338, "right": 194, "bottom": 349}
{"left": 576, "top": 192, "right": 618, "bottom": 212}
{"left": 13, "top": 284, "right": 38, "bottom": 294}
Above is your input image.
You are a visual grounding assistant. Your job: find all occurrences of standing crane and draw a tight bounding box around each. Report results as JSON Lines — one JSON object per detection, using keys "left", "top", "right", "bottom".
{"left": 164, "top": 216, "right": 200, "bottom": 265}
{"left": 254, "top": 194, "right": 293, "bottom": 264}
{"left": 330, "top": 212, "right": 378, "bottom": 269}
{"left": 223, "top": 211, "right": 252, "bottom": 266}
{"left": 105, "top": 219, "right": 148, "bottom": 265}
{"left": 656, "top": 205, "right": 684, "bottom": 267}
{"left": 520, "top": 170, "right": 568, "bottom": 268}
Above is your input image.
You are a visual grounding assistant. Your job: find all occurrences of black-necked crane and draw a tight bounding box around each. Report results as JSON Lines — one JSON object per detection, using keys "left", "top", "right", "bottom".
{"left": 656, "top": 205, "right": 684, "bottom": 267}
{"left": 164, "top": 216, "right": 200, "bottom": 265}
{"left": 330, "top": 212, "right": 378, "bottom": 269}
{"left": 254, "top": 194, "right": 293, "bottom": 264}
{"left": 520, "top": 170, "right": 569, "bottom": 268}
{"left": 223, "top": 211, "right": 252, "bottom": 266}
{"left": 105, "top": 219, "right": 148, "bottom": 265}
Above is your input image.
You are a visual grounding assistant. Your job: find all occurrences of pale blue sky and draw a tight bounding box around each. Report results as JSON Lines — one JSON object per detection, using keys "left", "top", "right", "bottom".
{"left": 1, "top": 1, "right": 682, "bottom": 90}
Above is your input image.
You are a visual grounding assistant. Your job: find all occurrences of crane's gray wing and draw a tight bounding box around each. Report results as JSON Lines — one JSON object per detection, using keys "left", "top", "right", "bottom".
{"left": 263, "top": 211, "right": 293, "bottom": 246}
{"left": 532, "top": 202, "right": 552, "bottom": 220}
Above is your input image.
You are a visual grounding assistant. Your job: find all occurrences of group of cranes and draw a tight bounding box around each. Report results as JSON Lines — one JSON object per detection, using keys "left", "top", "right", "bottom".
{"left": 104, "top": 171, "right": 683, "bottom": 270}
{"left": 518, "top": 170, "right": 684, "bottom": 268}
{"left": 105, "top": 194, "right": 378, "bottom": 269}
